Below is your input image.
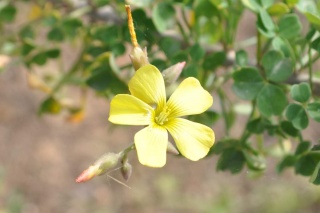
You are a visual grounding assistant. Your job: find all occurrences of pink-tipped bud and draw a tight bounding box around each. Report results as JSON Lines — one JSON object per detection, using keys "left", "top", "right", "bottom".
{"left": 121, "top": 162, "right": 132, "bottom": 181}
{"left": 75, "top": 153, "right": 119, "bottom": 183}
{"left": 129, "top": 46, "right": 149, "bottom": 71}
{"left": 162, "top": 61, "right": 186, "bottom": 85}
{"left": 167, "top": 141, "right": 179, "bottom": 155}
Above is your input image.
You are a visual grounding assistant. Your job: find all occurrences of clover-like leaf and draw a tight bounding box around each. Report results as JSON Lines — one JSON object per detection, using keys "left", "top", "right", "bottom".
{"left": 285, "top": 103, "right": 309, "bottom": 130}
{"left": 261, "top": 50, "right": 293, "bottom": 82}
{"left": 217, "top": 148, "right": 245, "bottom": 174}
{"left": 290, "top": 83, "right": 311, "bottom": 103}
{"left": 307, "top": 102, "right": 320, "bottom": 122}
{"left": 280, "top": 121, "right": 298, "bottom": 137}
{"left": 257, "top": 9, "right": 276, "bottom": 38}
{"left": 257, "top": 84, "right": 287, "bottom": 117}
{"left": 278, "top": 14, "right": 302, "bottom": 39}
{"left": 152, "top": 2, "right": 175, "bottom": 32}
{"left": 232, "top": 67, "right": 264, "bottom": 100}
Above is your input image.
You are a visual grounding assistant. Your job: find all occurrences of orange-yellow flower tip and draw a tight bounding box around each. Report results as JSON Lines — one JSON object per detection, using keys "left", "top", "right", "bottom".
{"left": 66, "top": 109, "right": 85, "bottom": 124}
{"left": 75, "top": 166, "right": 96, "bottom": 183}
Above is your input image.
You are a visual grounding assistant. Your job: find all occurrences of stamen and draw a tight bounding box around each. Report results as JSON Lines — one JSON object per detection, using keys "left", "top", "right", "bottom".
{"left": 155, "top": 106, "right": 171, "bottom": 125}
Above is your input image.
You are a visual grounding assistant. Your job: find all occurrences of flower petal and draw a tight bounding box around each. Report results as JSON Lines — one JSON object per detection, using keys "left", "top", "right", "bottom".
{"left": 129, "top": 64, "right": 166, "bottom": 108}
{"left": 167, "top": 77, "right": 213, "bottom": 117}
{"left": 166, "top": 118, "right": 215, "bottom": 161}
{"left": 109, "top": 94, "right": 153, "bottom": 125}
{"left": 135, "top": 125, "right": 168, "bottom": 167}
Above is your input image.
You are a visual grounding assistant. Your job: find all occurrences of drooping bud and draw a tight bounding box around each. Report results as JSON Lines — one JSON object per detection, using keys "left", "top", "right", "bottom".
{"left": 75, "top": 152, "right": 119, "bottom": 183}
{"left": 121, "top": 161, "right": 132, "bottom": 181}
{"left": 167, "top": 141, "right": 179, "bottom": 155}
{"left": 26, "top": 72, "right": 51, "bottom": 93}
{"left": 162, "top": 61, "right": 186, "bottom": 85}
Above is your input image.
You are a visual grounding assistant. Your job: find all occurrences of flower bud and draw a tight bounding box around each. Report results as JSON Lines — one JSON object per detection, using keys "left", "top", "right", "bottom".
{"left": 75, "top": 152, "right": 119, "bottom": 183}
{"left": 121, "top": 162, "right": 132, "bottom": 181}
{"left": 167, "top": 141, "right": 179, "bottom": 155}
{"left": 129, "top": 46, "right": 149, "bottom": 71}
{"left": 162, "top": 61, "right": 186, "bottom": 85}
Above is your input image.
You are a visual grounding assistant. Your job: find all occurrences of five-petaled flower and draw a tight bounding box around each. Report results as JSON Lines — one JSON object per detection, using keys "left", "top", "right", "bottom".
{"left": 108, "top": 64, "right": 215, "bottom": 167}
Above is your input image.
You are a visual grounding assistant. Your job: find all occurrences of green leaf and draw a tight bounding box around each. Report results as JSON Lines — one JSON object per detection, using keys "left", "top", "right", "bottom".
{"left": 247, "top": 117, "right": 270, "bottom": 134}
{"left": 47, "top": 27, "right": 65, "bottom": 42}
{"left": 310, "top": 162, "right": 320, "bottom": 185}
{"left": 311, "top": 37, "right": 320, "bottom": 53}
{"left": 93, "top": 25, "right": 120, "bottom": 45}
{"left": 243, "top": 150, "right": 266, "bottom": 171}
{"left": 267, "top": 3, "right": 290, "bottom": 16}
{"left": 111, "top": 43, "right": 126, "bottom": 57}
{"left": 128, "top": 0, "right": 153, "bottom": 7}
{"left": 278, "top": 14, "right": 302, "bottom": 39}
{"left": 272, "top": 36, "right": 294, "bottom": 58}
{"left": 257, "top": 84, "right": 287, "bottom": 117}
{"left": 202, "top": 51, "right": 226, "bottom": 71}
{"left": 45, "top": 49, "right": 60, "bottom": 58}
{"left": 93, "top": 0, "right": 110, "bottom": 7}
{"left": 160, "top": 37, "right": 181, "bottom": 58}
{"left": 171, "top": 51, "right": 189, "bottom": 64}
{"left": 0, "top": 4, "right": 17, "bottom": 22}
{"left": 39, "top": 97, "right": 62, "bottom": 115}
{"left": 19, "top": 26, "right": 35, "bottom": 40}
{"left": 61, "top": 18, "right": 83, "bottom": 38}
{"left": 217, "top": 148, "right": 246, "bottom": 174}
{"left": 85, "top": 53, "right": 127, "bottom": 93}
{"left": 150, "top": 59, "right": 168, "bottom": 71}
{"left": 232, "top": 67, "right": 264, "bottom": 100}
{"left": 241, "top": 0, "right": 261, "bottom": 12}
{"left": 290, "top": 83, "right": 311, "bottom": 103}
{"left": 295, "top": 141, "right": 311, "bottom": 155}
{"left": 261, "top": 50, "right": 293, "bottom": 82}
{"left": 305, "top": 12, "right": 320, "bottom": 29}
{"left": 21, "top": 41, "right": 35, "bottom": 56}
{"left": 285, "top": 103, "right": 309, "bottom": 130}
{"left": 182, "top": 63, "right": 198, "bottom": 78}
{"left": 30, "top": 52, "right": 48, "bottom": 66}
{"left": 152, "top": 2, "right": 175, "bottom": 32}
{"left": 189, "top": 43, "right": 205, "bottom": 62}
{"left": 280, "top": 121, "right": 298, "bottom": 137}
{"left": 235, "top": 49, "right": 248, "bottom": 66}
{"left": 189, "top": 110, "right": 220, "bottom": 126}
{"left": 295, "top": 154, "right": 318, "bottom": 176}
{"left": 307, "top": 102, "right": 320, "bottom": 122}
{"left": 194, "top": 0, "right": 219, "bottom": 18}
{"left": 277, "top": 155, "right": 297, "bottom": 173}
{"left": 260, "top": 0, "right": 274, "bottom": 8}
{"left": 257, "top": 9, "right": 276, "bottom": 38}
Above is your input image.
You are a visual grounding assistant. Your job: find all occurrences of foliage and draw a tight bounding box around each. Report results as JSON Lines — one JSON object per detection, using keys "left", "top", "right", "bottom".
{"left": 1, "top": 0, "right": 320, "bottom": 185}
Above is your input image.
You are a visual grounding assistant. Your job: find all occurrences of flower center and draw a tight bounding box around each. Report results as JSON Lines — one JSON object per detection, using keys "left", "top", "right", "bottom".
{"left": 155, "top": 106, "right": 171, "bottom": 126}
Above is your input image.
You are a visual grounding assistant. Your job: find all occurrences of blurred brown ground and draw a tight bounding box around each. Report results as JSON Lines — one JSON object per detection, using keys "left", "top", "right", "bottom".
{"left": 1, "top": 5, "right": 320, "bottom": 213}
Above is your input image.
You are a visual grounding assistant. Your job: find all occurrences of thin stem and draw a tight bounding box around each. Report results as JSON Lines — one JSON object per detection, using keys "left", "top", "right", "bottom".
{"left": 256, "top": 29, "right": 262, "bottom": 66}
{"left": 218, "top": 89, "right": 230, "bottom": 136}
{"left": 51, "top": 47, "right": 86, "bottom": 94}
{"left": 177, "top": 21, "right": 190, "bottom": 46}
{"left": 240, "top": 101, "right": 256, "bottom": 144}
{"left": 308, "top": 44, "right": 314, "bottom": 91}
{"left": 119, "top": 143, "right": 135, "bottom": 160}
{"left": 298, "top": 132, "right": 304, "bottom": 143}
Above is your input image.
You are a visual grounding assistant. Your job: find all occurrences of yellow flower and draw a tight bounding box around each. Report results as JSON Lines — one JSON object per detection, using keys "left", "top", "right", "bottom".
{"left": 109, "top": 65, "right": 215, "bottom": 167}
